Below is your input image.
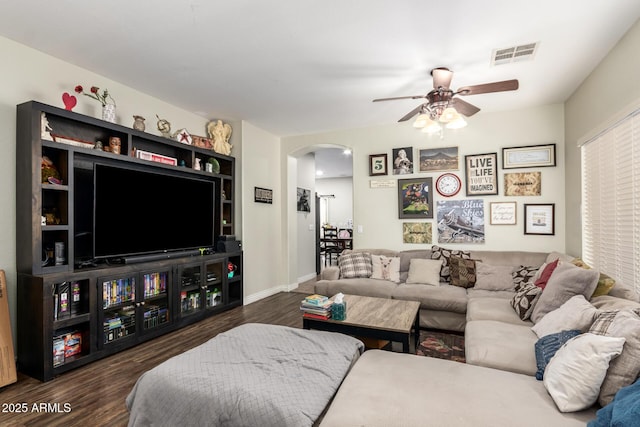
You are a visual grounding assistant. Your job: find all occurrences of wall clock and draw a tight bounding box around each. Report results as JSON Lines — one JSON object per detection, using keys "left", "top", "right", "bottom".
{"left": 436, "top": 173, "right": 462, "bottom": 197}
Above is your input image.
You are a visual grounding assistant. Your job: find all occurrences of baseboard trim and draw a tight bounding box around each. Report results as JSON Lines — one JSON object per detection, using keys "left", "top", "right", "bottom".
{"left": 244, "top": 284, "right": 290, "bottom": 305}
{"left": 297, "top": 272, "right": 317, "bottom": 283}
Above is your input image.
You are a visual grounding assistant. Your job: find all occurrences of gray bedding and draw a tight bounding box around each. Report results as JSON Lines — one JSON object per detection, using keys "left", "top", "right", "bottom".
{"left": 126, "top": 323, "right": 364, "bottom": 427}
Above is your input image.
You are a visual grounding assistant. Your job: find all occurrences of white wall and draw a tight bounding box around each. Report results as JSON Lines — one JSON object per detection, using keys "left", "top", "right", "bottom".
{"left": 564, "top": 19, "right": 640, "bottom": 256}
{"left": 240, "top": 121, "right": 283, "bottom": 302}
{"left": 281, "top": 103, "right": 566, "bottom": 283}
{"left": 296, "top": 154, "right": 317, "bottom": 282}
{"left": 316, "top": 177, "right": 353, "bottom": 229}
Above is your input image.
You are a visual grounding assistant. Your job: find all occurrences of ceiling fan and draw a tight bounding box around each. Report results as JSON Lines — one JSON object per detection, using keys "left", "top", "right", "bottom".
{"left": 373, "top": 67, "right": 519, "bottom": 130}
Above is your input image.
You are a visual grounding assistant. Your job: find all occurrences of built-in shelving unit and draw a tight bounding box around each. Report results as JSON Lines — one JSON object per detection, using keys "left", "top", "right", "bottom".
{"left": 16, "top": 101, "right": 242, "bottom": 381}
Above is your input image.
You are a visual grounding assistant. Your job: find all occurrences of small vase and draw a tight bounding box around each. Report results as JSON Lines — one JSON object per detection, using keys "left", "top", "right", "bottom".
{"left": 102, "top": 104, "right": 116, "bottom": 123}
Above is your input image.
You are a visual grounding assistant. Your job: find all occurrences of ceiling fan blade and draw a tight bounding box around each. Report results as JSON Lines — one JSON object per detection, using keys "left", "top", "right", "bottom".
{"left": 373, "top": 95, "right": 425, "bottom": 102}
{"left": 431, "top": 67, "right": 454, "bottom": 89}
{"left": 398, "top": 104, "right": 425, "bottom": 122}
{"left": 456, "top": 79, "right": 519, "bottom": 96}
{"left": 451, "top": 98, "right": 480, "bottom": 117}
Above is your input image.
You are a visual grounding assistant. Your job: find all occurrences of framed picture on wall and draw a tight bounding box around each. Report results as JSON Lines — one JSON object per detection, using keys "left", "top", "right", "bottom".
{"left": 502, "top": 144, "right": 556, "bottom": 169}
{"left": 392, "top": 147, "right": 414, "bottom": 175}
{"left": 464, "top": 152, "right": 498, "bottom": 196}
{"left": 490, "top": 202, "right": 517, "bottom": 225}
{"left": 296, "top": 187, "right": 311, "bottom": 212}
{"left": 397, "top": 178, "right": 433, "bottom": 219}
{"left": 369, "top": 153, "right": 388, "bottom": 176}
{"left": 524, "top": 203, "right": 555, "bottom": 235}
{"left": 504, "top": 172, "right": 541, "bottom": 196}
{"left": 419, "top": 146, "right": 459, "bottom": 172}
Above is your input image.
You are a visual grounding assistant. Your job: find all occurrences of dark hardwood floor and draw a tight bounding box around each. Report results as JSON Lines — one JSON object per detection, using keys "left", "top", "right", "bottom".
{"left": 0, "top": 292, "right": 304, "bottom": 427}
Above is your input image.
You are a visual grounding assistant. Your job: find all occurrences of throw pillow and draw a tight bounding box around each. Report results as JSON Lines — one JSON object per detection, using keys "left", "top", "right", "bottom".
{"left": 370, "top": 255, "right": 401, "bottom": 283}
{"left": 512, "top": 265, "right": 540, "bottom": 291}
{"left": 405, "top": 258, "right": 442, "bottom": 286}
{"left": 510, "top": 282, "right": 542, "bottom": 321}
{"left": 338, "top": 252, "right": 372, "bottom": 279}
{"left": 531, "top": 295, "right": 600, "bottom": 338}
{"left": 449, "top": 257, "right": 478, "bottom": 288}
{"left": 533, "top": 259, "right": 559, "bottom": 290}
{"left": 530, "top": 261, "right": 600, "bottom": 323}
{"left": 543, "top": 333, "right": 626, "bottom": 412}
{"left": 474, "top": 264, "right": 514, "bottom": 291}
{"left": 534, "top": 329, "right": 581, "bottom": 380}
{"left": 571, "top": 258, "right": 617, "bottom": 298}
{"left": 589, "top": 309, "right": 640, "bottom": 406}
{"left": 430, "top": 245, "right": 471, "bottom": 283}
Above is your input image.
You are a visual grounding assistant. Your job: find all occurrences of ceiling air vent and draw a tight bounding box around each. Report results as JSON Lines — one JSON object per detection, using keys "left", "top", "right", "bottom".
{"left": 491, "top": 42, "right": 538, "bottom": 66}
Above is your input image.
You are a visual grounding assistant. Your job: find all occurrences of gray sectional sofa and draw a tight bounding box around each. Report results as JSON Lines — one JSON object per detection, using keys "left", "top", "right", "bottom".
{"left": 315, "top": 247, "right": 640, "bottom": 425}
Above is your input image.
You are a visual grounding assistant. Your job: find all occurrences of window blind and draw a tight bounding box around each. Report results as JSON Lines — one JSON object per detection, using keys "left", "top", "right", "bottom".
{"left": 582, "top": 110, "right": 640, "bottom": 294}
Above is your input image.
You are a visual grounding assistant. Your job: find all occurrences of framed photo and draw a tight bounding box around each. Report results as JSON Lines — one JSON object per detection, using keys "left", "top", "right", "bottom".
{"left": 464, "top": 152, "right": 498, "bottom": 196}
{"left": 397, "top": 178, "right": 433, "bottom": 219}
{"left": 254, "top": 187, "right": 273, "bottom": 204}
{"left": 502, "top": 144, "right": 556, "bottom": 169}
{"left": 402, "top": 222, "right": 432, "bottom": 244}
{"left": 369, "top": 153, "right": 388, "bottom": 176}
{"left": 418, "top": 146, "right": 459, "bottom": 172}
{"left": 296, "top": 187, "right": 311, "bottom": 212}
{"left": 504, "top": 172, "right": 541, "bottom": 196}
{"left": 392, "top": 147, "right": 414, "bottom": 175}
{"left": 490, "top": 202, "right": 517, "bottom": 225}
{"left": 436, "top": 199, "right": 485, "bottom": 243}
{"left": 524, "top": 203, "right": 555, "bottom": 235}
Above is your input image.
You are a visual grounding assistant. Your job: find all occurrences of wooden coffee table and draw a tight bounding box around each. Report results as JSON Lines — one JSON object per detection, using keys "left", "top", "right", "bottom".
{"left": 302, "top": 294, "right": 420, "bottom": 353}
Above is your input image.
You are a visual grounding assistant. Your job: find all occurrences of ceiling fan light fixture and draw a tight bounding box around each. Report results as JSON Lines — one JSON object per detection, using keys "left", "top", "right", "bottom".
{"left": 413, "top": 113, "right": 431, "bottom": 128}
{"left": 439, "top": 107, "right": 459, "bottom": 123}
{"left": 446, "top": 116, "right": 467, "bottom": 129}
{"left": 421, "top": 120, "right": 442, "bottom": 134}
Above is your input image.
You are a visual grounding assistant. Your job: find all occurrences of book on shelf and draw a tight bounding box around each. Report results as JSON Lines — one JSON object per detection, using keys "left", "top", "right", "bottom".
{"left": 52, "top": 336, "right": 65, "bottom": 367}
{"left": 57, "top": 282, "right": 70, "bottom": 319}
{"left": 70, "top": 281, "right": 81, "bottom": 315}
{"left": 134, "top": 149, "right": 178, "bottom": 166}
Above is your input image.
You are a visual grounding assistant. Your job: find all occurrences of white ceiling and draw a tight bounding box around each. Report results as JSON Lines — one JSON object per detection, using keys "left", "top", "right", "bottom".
{"left": 1, "top": 1, "right": 639, "bottom": 138}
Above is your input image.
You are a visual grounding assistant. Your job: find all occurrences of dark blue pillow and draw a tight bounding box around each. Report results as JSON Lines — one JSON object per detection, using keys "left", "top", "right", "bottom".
{"left": 534, "top": 330, "right": 581, "bottom": 380}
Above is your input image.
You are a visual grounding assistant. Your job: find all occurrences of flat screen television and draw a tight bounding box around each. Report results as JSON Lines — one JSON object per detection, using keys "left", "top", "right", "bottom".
{"left": 93, "top": 163, "right": 215, "bottom": 260}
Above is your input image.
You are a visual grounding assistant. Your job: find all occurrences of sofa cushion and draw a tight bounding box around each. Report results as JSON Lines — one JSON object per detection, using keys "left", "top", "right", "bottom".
{"left": 465, "top": 320, "right": 538, "bottom": 376}
{"left": 466, "top": 289, "right": 514, "bottom": 300}
{"left": 430, "top": 245, "right": 471, "bottom": 283}
{"left": 449, "top": 257, "right": 477, "bottom": 288}
{"left": 467, "top": 297, "right": 532, "bottom": 325}
{"left": 470, "top": 250, "right": 548, "bottom": 267}
{"left": 405, "top": 258, "right": 441, "bottom": 286}
{"left": 320, "top": 350, "right": 597, "bottom": 427}
{"left": 606, "top": 279, "right": 640, "bottom": 302}
{"left": 571, "top": 258, "right": 616, "bottom": 298}
{"left": 314, "top": 278, "right": 398, "bottom": 299}
{"left": 531, "top": 295, "right": 599, "bottom": 338}
{"left": 510, "top": 282, "right": 542, "bottom": 321}
{"left": 370, "top": 255, "right": 400, "bottom": 283}
{"left": 512, "top": 265, "right": 540, "bottom": 291}
{"left": 338, "top": 252, "right": 372, "bottom": 279}
{"left": 590, "top": 295, "right": 640, "bottom": 311}
{"left": 589, "top": 309, "right": 640, "bottom": 406}
{"left": 534, "top": 258, "right": 559, "bottom": 290}
{"left": 531, "top": 262, "right": 599, "bottom": 323}
{"left": 474, "top": 263, "right": 514, "bottom": 291}
{"left": 534, "top": 329, "right": 581, "bottom": 380}
{"left": 543, "top": 333, "right": 625, "bottom": 413}
{"left": 393, "top": 283, "right": 467, "bottom": 313}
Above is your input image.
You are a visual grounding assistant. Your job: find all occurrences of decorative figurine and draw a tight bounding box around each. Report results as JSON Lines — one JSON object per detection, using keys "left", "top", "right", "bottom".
{"left": 156, "top": 114, "right": 171, "bottom": 138}
{"left": 41, "top": 156, "right": 60, "bottom": 183}
{"left": 109, "top": 137, "right": 121, "bottom": 154}
{"left": 94, "top": 140, "right": 103, "bottom": 150}
{"left": 173, "top": 128, "right": 193, "bottom": 145}
{"left": 194, "top": 158, "right": 202, "bottom": 170}
{"left": 133, "top": 115, "right": 146, "bottom": 131}
{"left": 62, "top": 92, "right": 77, "bottom": 111}
{"left": 41, "top": 113, "right": 53, "bottom": 141}
{"left": 207, "top": 120, "right": 233, "bottom": 155}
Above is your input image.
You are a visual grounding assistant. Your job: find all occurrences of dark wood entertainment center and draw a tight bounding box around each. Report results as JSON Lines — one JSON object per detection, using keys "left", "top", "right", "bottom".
{"left": 15, "top": 101, "right": 243, "bottom": 381}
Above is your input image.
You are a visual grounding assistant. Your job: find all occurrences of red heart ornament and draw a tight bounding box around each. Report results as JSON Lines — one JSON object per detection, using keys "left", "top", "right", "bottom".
{"left": 62, "top": 92, "right": 77, "bottom": 110}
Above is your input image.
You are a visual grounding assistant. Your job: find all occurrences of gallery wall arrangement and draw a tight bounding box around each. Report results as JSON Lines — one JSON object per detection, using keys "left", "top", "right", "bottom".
{"left": 367, "top": 143, "right": 557, "bottom": 245}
